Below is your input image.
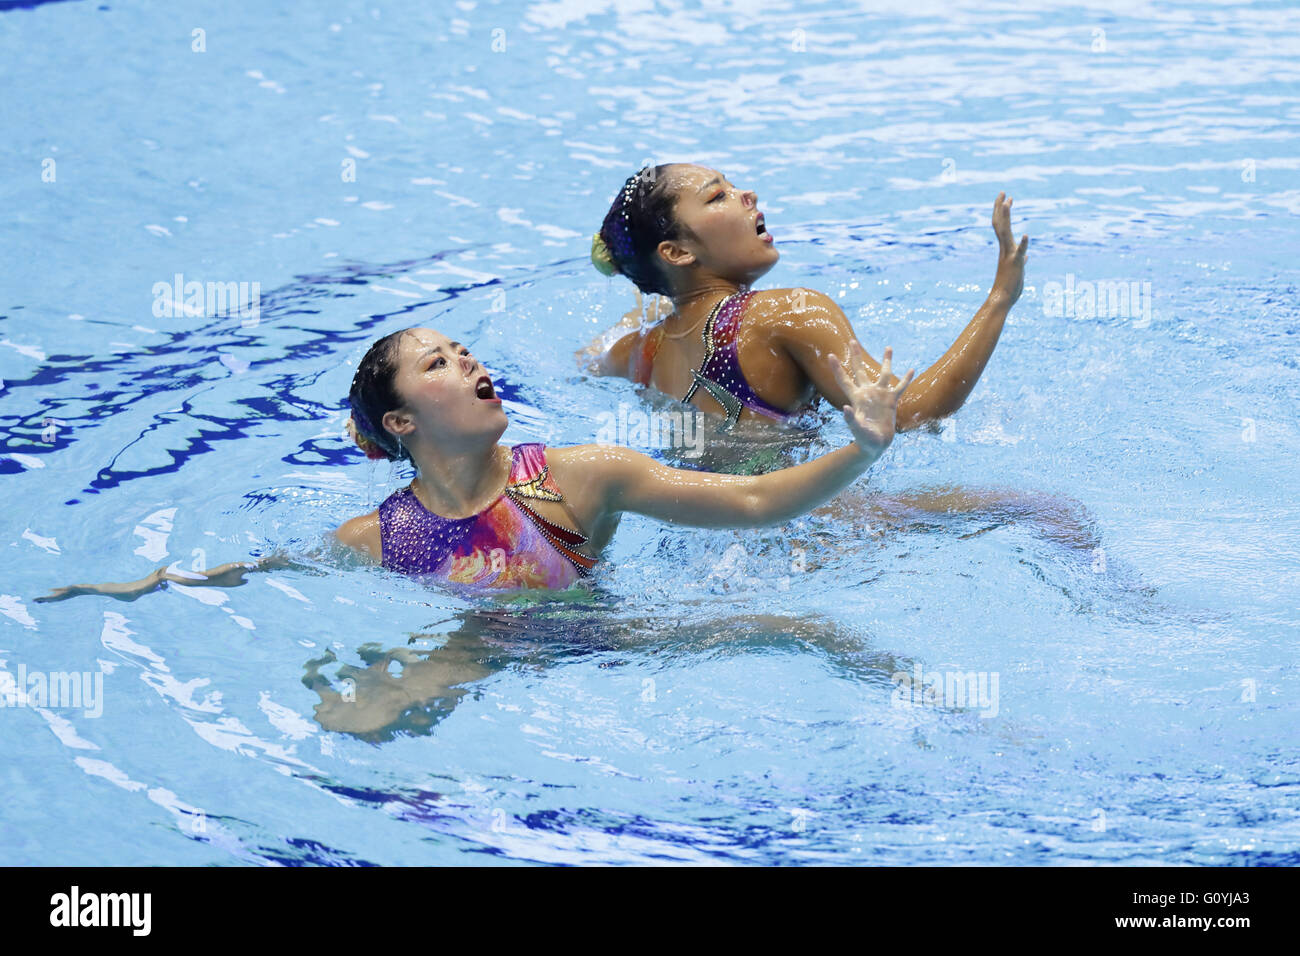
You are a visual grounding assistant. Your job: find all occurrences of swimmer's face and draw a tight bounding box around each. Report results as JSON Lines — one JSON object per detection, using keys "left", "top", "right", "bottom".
{"left": 657, "top": 163, "right": 779, "bottom": 287}
{"left": 383, "top": 328, "right": 507, "bottom": 451}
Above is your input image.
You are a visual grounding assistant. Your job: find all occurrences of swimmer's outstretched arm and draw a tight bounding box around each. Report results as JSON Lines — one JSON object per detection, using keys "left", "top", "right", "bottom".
{"left": 32, "top": 549, "right": 344, "bottom": 604}
{"left": 557, "top": 343, "right": 915, "bottom": 531}
{"left": 40, "top": 345, "right": 911, "bottom": 598}
{"left": 778, "top": 193, "right": 1028, "bottom": 430}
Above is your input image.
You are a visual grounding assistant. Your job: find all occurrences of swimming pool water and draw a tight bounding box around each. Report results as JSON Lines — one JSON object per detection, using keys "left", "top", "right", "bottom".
{"left": 2, "top": 0, "right": 1298, "bottom": 865}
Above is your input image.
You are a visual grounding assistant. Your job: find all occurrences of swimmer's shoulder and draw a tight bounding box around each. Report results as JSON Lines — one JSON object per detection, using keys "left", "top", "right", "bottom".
{"left": 544, "top": 443, "right": 660, "bottom": 502}
{"left": 745, "top": 288, "right": 852, "bottom": 351}
{"left": 747, "top": 287, "right": 846, "bottom": 325}
{"left": 599, "top": 324, "right": 664, "bottom": 381}
{"left": 600, "top": 328, "right": 639, "bottom": 377}
{"left": 333, "top": 510, "right": 381, "bottom": 562}
{"left": 545, "top": 443, "right": 633, "bottom": 491}
{"left": 547, "top": 443, "right": 656, "bottom": 470}
{"left": 532, "top": 444, "right": 640, "bottom": 547}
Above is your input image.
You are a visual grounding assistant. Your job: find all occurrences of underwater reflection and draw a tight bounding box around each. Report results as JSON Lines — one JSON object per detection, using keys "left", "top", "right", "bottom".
{"left": 302, "top": 605, "right": 923, "bottom": 743}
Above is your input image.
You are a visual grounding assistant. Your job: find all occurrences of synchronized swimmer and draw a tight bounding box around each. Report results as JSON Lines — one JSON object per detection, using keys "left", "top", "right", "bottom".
{"left": 584, "top": 164, "right": 1026, "bottom": 443}
{"left": 36, "top": 165, "right": 1082, "bottom": 604}
{"left": 574, "top": 163, "right": 1095, "bottom": 549}
{"left": 36, "top": 329, "right": 913, "bottom": 600}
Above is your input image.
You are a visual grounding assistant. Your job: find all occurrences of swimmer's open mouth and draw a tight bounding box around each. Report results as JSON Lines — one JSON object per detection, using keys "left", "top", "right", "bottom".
{"left": 755, "top": 213, "right": 766, "bottom": 236}
{"left": 475, "top": 375, "right": 497, "bottom": 400}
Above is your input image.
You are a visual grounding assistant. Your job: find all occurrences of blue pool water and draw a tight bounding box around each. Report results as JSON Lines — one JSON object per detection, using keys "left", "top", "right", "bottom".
{"left": 2, "top": 0, "right": 1298, "bottom": 865}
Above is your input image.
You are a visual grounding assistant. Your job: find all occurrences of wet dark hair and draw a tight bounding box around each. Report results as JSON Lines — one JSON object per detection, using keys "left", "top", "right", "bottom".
{"left": 596, "top": 165, "right": 693, "bottom": 296}
{"left": 347, "top": 328, "right": 412, "bottom": 462}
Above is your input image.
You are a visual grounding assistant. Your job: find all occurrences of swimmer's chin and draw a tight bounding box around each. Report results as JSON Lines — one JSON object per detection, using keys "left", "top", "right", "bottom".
{"left": 747, "top": 248, "right": 780, "bottom": 281}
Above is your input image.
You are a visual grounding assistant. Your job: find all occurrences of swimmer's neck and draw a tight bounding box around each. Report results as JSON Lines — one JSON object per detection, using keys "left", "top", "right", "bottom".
{"left": 669, "top": 277, "right": 749, "bottom": 315}
{"left": 408, "top": 439, "right": 511, "bottom": 519}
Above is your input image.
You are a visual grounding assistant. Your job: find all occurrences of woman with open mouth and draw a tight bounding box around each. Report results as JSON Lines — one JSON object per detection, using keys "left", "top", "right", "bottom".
{"left": 577, "top": 165, "right": 1099, "bottom": 550}
{"left": 34, "top": 326, "right": 914, "bottom": 600}
{"left": 584, "top": 164, "right": 1027, "bottom": 445}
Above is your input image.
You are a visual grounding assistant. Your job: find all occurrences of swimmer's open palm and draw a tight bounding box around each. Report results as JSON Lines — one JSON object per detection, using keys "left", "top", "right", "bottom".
{"left": 829, "top": 341, "right": 914, "bottom": 456}
{"left": 991, "top": 191, "right": 1028, "bottom": 305}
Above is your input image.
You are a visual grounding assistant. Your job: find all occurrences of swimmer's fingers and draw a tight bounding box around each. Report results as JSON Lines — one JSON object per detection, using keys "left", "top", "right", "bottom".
{"left": 33, "top": 571, "right": 164, "bottom": 603}
{"left": 859, "top": 343, "right": 912, "bottom": 403}
{"left": 840, "top": 345, "right": 906, "bottom": 452}
{"left": 876, "top": 343, "right": 893, "bottom": 384}
{"left": 999, "top": 196, "right": 1016, "bottom": 255}
{"left": 827, "top": 351, "right": 847, "bottom": 390}
{"left": 33, "top": 585, "right": 89, "bottom": 603}
{"left": 850, "top": 339, "right": 884, "bottom": 385}
{"left": 827, "top": 349, "right": 860, "bottom": 399}
{"left": 992, "top": 192, "right": 1007, "bottom": 235}
{"left": 872, "top": 346, "right": 913, "bottom": 402}
{"left": 993, "top": 192, "right": 1015, "bottom": 254}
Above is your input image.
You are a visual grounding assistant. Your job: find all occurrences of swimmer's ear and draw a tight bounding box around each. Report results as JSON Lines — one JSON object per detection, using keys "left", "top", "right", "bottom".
{"left": 656, "top": 239, "right": 695, "bottom": 269}
{"left": 380, "top": 410, "right": 416, "bottom": 441}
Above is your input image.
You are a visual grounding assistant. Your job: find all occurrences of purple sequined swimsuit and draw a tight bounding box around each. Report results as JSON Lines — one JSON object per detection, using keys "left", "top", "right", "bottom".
{"left": 680, "top": 291, "right": 815, "bottom": 429}
{"left": 378, "top": 443, "right": 595, "bottom": 591}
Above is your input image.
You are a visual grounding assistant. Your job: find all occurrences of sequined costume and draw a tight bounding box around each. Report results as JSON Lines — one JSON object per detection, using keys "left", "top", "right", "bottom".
{"left": 632, "top": 291, "right": 817, "bottom": 429}
{"left": 378, "top": 443, "right": 595, "bottom": 591}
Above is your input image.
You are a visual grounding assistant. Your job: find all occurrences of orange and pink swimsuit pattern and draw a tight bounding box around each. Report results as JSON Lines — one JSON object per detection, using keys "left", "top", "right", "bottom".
{"left": 378, "top": 443, "right": 595, "bottom": 591}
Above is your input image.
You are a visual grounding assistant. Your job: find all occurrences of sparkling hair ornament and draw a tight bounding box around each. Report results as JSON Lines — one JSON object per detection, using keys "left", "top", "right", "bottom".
{"left": 346, "top": 401, "right": 394, "bottom": 461}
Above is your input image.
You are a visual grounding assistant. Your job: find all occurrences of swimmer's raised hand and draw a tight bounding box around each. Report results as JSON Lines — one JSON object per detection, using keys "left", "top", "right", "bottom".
{"left": 991, "top": 192, "right": 1029, "bottom": 305}
{"left": 828, "top": 341, "right": 915, "bottom": 455}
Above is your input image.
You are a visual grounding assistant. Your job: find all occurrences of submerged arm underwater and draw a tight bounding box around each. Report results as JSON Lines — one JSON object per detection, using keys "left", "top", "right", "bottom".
{"left": 32, "top": 548, "right": 347, "bottom": 604}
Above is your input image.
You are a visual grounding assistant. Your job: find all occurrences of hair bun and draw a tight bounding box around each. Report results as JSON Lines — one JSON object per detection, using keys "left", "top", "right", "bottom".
{"left": 590, "top": 232, "right": 619, "bottom": 276}
{"left": 346, "top": 416, "right": 390, "bottom": 461}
